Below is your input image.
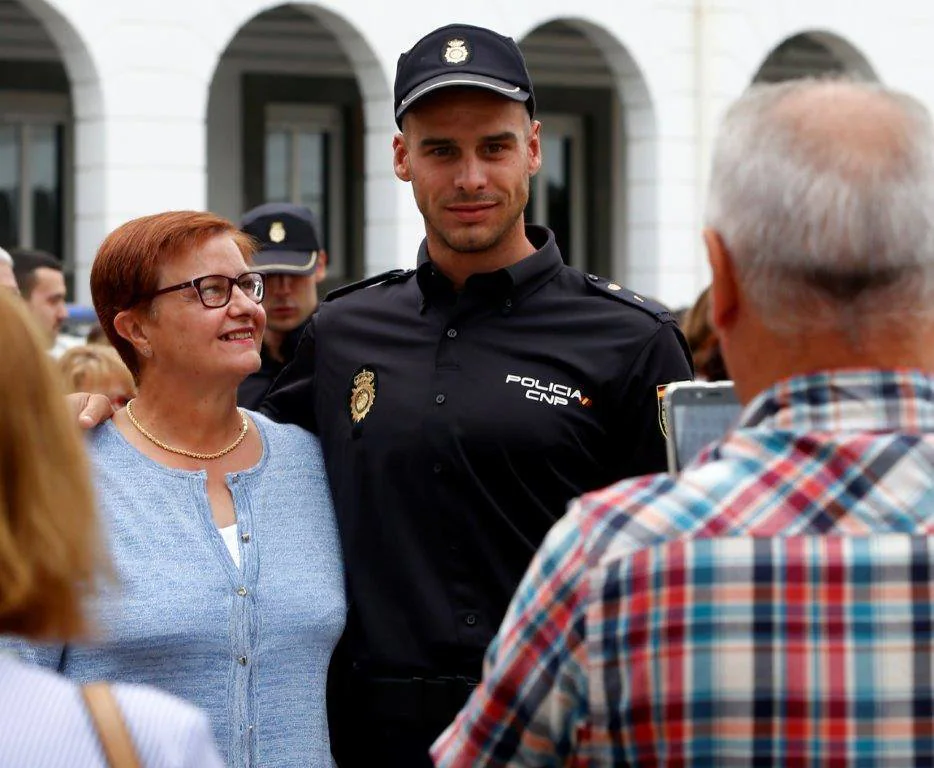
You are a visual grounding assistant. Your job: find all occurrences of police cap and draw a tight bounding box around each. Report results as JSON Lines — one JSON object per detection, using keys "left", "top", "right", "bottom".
{"left": 394, "top": 23, "right": 536, "bottom": 128}
{"left": 240, "top": 202, "right": 321, "bottom": 276}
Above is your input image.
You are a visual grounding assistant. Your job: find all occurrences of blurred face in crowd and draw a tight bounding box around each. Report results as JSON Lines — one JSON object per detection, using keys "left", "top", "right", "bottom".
{"left": 393, "top": 88, "right": 541, "bottom": 259}
{"left": 0, "top": 261, "right": 17, "bottom": 296}
{"left": 263, "top": 255, "right": 327, "bottom": 335}
{"left": 26, "top": 267, "right": 68, "bottom": 347}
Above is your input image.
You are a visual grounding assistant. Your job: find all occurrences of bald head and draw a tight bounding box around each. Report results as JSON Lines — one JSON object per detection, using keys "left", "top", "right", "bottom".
{"left": 705, "top": 79, "right": 934, "bottom": 334}
{"left": 777, "top": 81, "right": 920, "bottom": 179}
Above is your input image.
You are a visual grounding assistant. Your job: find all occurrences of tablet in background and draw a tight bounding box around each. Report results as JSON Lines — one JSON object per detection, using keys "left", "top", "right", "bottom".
{"left": 663, "top": 380, "right": 741, "bottom": 474}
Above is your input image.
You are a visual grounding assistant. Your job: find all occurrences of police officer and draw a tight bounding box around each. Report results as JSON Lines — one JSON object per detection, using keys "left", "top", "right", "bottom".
{"left": 236, "top": 203, "right": 327, "bottom": 409}
{"left": 262, "top": 23, "right": 694, "bottom": 767}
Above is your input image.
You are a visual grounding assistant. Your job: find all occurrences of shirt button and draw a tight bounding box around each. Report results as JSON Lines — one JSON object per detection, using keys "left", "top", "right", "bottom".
{"left": 238, "top": 655, "right": 248, "bottom": 665}
{"left": 464, "top": 613, "right": 477, "bottom": 626}
{"left": 230, "top": 475, "right": 239, "bottom": 484}
{"left": 240, "top": 532, "right": 251, "bottom": 543}
{"left": 433, "top": 463, "right": 443, "bottom": 475}
{"left": 446, "top": 328, "right": 458, "bottom": 339}
{"left": 236, "top": 586, "right": 248, "bottom": 597}
{"left": 435, "top": 393, "right": 446, "bottom": 405}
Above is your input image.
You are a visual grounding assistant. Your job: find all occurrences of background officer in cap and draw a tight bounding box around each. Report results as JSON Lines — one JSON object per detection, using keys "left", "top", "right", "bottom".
{"left": 262, "top": 22, "right": 693, "bottom": 767}
{"left": 237, "top": 202, "right": 327, "bottom": 409}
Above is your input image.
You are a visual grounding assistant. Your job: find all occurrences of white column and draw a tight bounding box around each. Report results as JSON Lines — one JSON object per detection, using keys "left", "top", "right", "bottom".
{"left": 71, "top": 69, "right": 208, "bottom": 303}
{"left": 361, "top": 99, "right": 425, "bottom": 274}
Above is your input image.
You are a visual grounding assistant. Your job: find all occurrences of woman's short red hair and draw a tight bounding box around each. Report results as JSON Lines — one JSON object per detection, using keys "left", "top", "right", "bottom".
{"left": 90, "top": 211, "right": 256, "bottom": 381}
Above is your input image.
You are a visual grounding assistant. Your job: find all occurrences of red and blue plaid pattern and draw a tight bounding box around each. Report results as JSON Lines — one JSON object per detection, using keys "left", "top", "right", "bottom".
{"left": 432, "top": 370, "right": 934, "bottom": 766}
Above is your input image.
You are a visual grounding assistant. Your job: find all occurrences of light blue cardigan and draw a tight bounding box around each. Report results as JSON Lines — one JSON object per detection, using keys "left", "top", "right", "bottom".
{"left": 12, "top": 412, "right": 345, "bottom": 768}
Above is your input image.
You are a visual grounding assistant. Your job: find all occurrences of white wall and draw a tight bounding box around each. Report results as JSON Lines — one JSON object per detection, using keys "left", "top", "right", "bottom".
{"left": 12, "top": 0, "right": 934, "bottom": 306}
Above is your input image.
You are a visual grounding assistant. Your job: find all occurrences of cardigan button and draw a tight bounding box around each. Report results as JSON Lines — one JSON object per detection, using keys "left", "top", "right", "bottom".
{"left": 240, "top": 532, "right": 251, "bottom": 543}
{"left": 238, "top": 656, "right": 248, "bottom": 665}
{"left": 236, "top": 586, "right": 248, "bottom": 597}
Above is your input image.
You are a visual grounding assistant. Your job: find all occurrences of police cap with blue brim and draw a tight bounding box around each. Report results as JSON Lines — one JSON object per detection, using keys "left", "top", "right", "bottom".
{"left": 394, "top": 23, "right": 536, "bottom": 128}
{"left": 239, "top": 202, "right": 321, "bottom": 276}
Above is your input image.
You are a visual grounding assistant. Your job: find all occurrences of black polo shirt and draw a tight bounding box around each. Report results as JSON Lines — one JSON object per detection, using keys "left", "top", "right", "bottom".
{"left": 263, "top": 225, "right": 692, "bottom": 677}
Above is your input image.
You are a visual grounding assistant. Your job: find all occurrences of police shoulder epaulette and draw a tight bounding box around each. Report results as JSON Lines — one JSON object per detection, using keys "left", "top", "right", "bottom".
{"left": 323, "top": 268, "right": 414, "bottom": 303}
{"left": 584, "top": 273, "right": 675, "bottom": 322}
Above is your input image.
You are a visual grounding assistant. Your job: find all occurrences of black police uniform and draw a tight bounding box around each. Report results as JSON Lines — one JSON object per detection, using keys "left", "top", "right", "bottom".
{"left": 263, "top": 225, "right": 693, "bottom": 766}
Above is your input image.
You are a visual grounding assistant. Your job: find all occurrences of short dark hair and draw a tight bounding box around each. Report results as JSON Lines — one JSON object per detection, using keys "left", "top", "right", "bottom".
{"left": 9, "top": 249, "right": 62, "bottom": 299}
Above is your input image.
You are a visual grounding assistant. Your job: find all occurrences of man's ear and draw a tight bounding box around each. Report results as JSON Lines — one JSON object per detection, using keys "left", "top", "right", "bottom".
{"left": 704, "top": 228, "right": 739, "bottom": 334}
{"left": 393, "top": 133, "right": 412, "bottom": 182}
{"left": 315, "top": 250, "right": 328, "bottom": 284}
{"left": 527, "top": 119, "right": 542, "bottom": 177}
{"left": 113, "top": 308, "right": 151, "bottom": 357}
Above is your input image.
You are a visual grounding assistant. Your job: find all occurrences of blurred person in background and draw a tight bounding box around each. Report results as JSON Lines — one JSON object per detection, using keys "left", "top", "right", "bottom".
{"left": 0, "top": 290, "right": 223, "bottom": 767}
{"left": 86, "top": 324, "right": 109, "bottom": 345}
{"left": 681, "top": 285, "right": 729, "bottom": 381}
{"left": 10, "top": 247, "right": 77, "bottom": 357}
{"left": 237, "top": 202, "right": 327, "bottom": 410}
{"left": 16, "top": 211, "right": 345, "bottom": 767}
{"left": 0, "top": 247, "right": 17, "bottom": 295}
{"left": 59, "top": 344, "right": 136, "bottom": 410}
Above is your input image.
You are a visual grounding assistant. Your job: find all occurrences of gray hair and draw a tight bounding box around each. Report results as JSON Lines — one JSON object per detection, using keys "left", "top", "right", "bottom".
{"left": 704, "top": 78, "right": 934, "bottom": 335}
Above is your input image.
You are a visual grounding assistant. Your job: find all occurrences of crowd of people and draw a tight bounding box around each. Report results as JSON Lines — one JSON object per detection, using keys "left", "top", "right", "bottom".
{"left": 1, "top": 17, "right": 933, "bottom": 768}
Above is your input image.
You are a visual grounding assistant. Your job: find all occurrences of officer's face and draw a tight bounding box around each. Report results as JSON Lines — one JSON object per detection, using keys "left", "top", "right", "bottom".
{"left": 263, "top": 272, "right": 320, "bottom": 334}
{"left": 394, "top": 88, "right": 541, "bottom": 257}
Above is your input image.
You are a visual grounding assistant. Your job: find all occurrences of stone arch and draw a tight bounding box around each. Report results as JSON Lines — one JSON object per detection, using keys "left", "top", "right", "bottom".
{"left": 5, "top": 0, "right": 106, "bottom": 301}
{"left": 753, "top": 30, "right": 877, "bottom": 83}
{"left": 518, "top": 17, "right": 658, "bottom": 290}
{"left": 206, "top": 2, "right": 395, "bottom": 285}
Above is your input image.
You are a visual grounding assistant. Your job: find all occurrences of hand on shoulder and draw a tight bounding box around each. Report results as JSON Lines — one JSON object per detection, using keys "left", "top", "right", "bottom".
{"left": 67, "top": 392, "right": 115, "bottom": 430}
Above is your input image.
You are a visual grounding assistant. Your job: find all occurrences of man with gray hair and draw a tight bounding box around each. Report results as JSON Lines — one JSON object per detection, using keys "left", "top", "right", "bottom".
{"left": 432, "top": 78, "right": 934, "bottom": 766}
{"left": 0, "top": 247, "right": 17, "bottom": 295}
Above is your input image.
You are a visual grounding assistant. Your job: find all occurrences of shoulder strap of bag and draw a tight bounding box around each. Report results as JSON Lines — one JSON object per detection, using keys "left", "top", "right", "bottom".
{"left": 81, "top": 682, "right": 142, "bottom": 768}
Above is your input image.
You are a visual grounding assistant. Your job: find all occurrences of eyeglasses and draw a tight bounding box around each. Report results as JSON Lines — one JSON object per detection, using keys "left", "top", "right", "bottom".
{"left": 150, "top": 272, "right": 265, "bottom": 308}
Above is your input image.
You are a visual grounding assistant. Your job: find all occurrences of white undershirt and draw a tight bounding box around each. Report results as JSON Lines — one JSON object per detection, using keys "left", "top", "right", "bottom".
{"left": 218, "top": 524, "right": 240, "bottom": 568}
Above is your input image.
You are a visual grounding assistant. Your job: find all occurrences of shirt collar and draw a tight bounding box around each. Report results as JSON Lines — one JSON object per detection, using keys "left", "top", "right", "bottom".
{"left": 739, "top": 369, "right": 934, "bottom": 433}
{"left": 415, "top": 225, "right": 563, "bottom": 311}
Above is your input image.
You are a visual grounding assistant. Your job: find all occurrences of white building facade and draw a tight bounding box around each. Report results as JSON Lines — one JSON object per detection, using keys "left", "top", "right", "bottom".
{"left": 2, "top": 0, "right": 927, "bottom": 308}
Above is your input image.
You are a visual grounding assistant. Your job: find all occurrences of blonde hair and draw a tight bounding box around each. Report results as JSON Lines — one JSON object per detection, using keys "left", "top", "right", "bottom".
{"left": 0, "top": 293, "right": 105, "bottom": 640}
{"left": 58, "top": 344, "right": 136, "bottom": 398}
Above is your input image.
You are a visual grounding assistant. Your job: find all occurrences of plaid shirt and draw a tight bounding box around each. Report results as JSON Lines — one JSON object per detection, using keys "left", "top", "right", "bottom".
{"left": 432, "top": 369, "right": 934, "bottom": 767}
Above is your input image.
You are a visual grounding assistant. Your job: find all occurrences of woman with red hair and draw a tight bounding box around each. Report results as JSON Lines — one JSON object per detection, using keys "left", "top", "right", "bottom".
{"left": 12, "top": 211, "right": 344, "bottom": 767}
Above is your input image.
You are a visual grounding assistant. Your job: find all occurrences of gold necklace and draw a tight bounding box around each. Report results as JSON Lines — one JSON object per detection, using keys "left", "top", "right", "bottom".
{"left": 125, "top": 399, "right": 248, "bottom": 460}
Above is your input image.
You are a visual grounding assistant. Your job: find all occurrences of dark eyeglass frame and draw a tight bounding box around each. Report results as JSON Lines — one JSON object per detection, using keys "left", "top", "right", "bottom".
{"left": 149, "top": 272, "right": 265, "bottom": 308}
